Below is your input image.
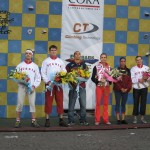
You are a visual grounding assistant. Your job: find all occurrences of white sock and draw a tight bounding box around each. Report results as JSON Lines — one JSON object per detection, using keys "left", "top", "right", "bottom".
{"left": 32, "top": 118, "right": 36, "bottom": 123}
{"left": 16, "top": 118, "right": 20, "bottom": 122}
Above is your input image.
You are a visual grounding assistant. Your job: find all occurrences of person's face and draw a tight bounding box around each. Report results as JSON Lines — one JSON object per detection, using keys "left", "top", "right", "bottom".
{"left": 100, "top": 54, "right": 107, "bottom": 63}
{"left": 25, "top": 52, "right": 33, "bottom": 60}
{"left": 49, "top": 48, "right": 57, "bottom": 56}
{"left": 136, "top": 57, "right": 143, "bottom": 65}
{"left": 120, "top": 59, "right": 126, "bottom": 67}
{"left": 74, "top": 51, "right": 81, "bottom": 60}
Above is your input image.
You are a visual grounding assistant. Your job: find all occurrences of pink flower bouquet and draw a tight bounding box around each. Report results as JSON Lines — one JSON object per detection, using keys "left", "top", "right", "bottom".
{"left": 103, "top": 68, "right": 123, "bottom": 83}
{"left": 143, "top": 68, "right": 150, "bottom": 78}
{"left": 138, "top": 68, "right": 150, "bottom": 88}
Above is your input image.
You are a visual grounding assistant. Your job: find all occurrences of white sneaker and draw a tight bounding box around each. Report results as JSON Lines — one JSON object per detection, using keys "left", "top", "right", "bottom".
{"left": 105, "top": 121, "right": 111, "bottom": 125}
{"left": 141, "top": 118, "right": 147, "bottom": 124}
{"left": 68, "top": 122, "right": 75, "bottom": 126}
{"left": 133, "top": 117, "right": 137, "bottom": 124}
{"left": 95, "top": 122, "right": 100, "bottom": 126}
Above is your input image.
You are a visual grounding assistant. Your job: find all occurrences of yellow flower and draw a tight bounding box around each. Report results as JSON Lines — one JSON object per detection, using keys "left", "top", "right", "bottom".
{"left": 71, "top": 70, "right": 76, "bottom": 76}
{"left": 85, "top": 71, "right": 90, "bottom": 78}
{"left": 80, "top": 70, "right": 85, "bottom": 78}
{"left": 61, "top": 78, "right": 66, "bottom": 84}
{"left": 60, "top": 71, "right": 66, "bottom": 77}
{"left": 11, "top": 71, "right": 27, "bottom": 80}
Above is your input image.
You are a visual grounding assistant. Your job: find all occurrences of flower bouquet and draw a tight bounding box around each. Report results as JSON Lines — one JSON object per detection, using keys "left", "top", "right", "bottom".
{"left": 65, "top": 71, "right": 78, "bottom": 84}
{"left": 71, "top": 67, "right": 90, "bottom": 83}
{"left": 54, "top": 71, "right": 68, "bottom": 83}
{"left": 143, "top": 68, "right": 150, "bottom": 78}
{"left": 103, "top": 68, "right": 123, "bottom": 83}
{"left": 45, "top": 71, "right": 68, "bottom": 95}
{"left": 138, "top": 68, "right": 150, "bottom": 88}
{"left": 76, "top": 67, "right": 91, "bottom": 82}
{"left": 67, "top": 67, "right": 91, "bottom": 89}
{"left": 8, "top": 70, "right": 32, "bottom": 94}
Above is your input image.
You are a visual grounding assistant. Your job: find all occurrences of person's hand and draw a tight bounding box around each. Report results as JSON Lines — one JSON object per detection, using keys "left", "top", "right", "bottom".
{"left": 46, "top": 81, "right": 51, "bottom": 85}
{"left": 100, "top": 78, "right": 106, "bottom": 83}
{"left": 124, "top": 89, "right": 127, "bottom": 92}
{"left": 143, "top": 76, "right": 148, "bottom": 80}
{"left": 31, "top": 86, "right": 35, "bottom": 93}
{"left": 48, "top": 81, "right": 54, "bottom": 88}
{"left": 121, "top": 88, "right": 125, "bottom": 92}
{"left": 138, "top": 78, "right": 144, "bottom": 83}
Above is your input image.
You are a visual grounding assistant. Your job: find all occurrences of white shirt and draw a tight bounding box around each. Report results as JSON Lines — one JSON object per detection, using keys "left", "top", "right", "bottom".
{"left": 16, "top": 61, "right": 41, "bottom": 88}
{"left": 41, "top": 57, "right": 66, "bottom": 83}
{"left": 131, "top": 65, "right": 149, "bottom": 89}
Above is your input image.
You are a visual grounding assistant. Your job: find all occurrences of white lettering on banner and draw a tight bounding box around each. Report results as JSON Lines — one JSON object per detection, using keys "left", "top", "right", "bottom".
{"left": 61, "top": 0, "right": 104, "bottom": 109}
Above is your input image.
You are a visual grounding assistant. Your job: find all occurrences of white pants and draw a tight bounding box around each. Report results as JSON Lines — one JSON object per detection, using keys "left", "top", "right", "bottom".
{"left": 16, "top": 85, "right": 36, "bottom": 112}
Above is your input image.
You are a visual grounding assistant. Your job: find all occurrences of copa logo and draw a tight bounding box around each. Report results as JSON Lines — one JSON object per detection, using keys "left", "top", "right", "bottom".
{"left": 73, "top": 23, "right": 99, "bottom": 34}
{"left": 69, "top": 0, "right": 100, "bottom": 5}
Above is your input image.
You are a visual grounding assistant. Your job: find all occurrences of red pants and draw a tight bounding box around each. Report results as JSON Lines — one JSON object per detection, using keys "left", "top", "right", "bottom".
{"left": 95, "top": 86, "right": 110, "bottom": 123}
{"left": 45, "top": 85, "right": 64, "bottom": 115}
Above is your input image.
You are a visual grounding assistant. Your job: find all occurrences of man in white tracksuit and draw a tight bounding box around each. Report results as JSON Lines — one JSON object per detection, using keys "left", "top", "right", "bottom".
{"left": 41, "top": 45, "right": 68, "bottom": 127}
{"left": 15, "top": 49, "right": 41, "bottom": 128}
{"left": 131, "top": 56, "right": 150, "bottom": 124}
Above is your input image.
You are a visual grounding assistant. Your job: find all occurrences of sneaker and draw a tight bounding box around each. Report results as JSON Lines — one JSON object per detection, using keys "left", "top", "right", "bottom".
{"left": 95, "top": 122, "right": 100, "bottom": 126}
{"left": 31, "top": 120, "right": 40, "bottom": 128}
{"left": 15, "top": 121, "right": 21, "bottom": 128}
{"left": 133, "top": 117, "right": 137, "bottom": 124}
{"left": 68, "top": 122, "right": 75, "bottom": 126}
{"left": 59, "top": 119, "right": 68, "bottom": 127}
{"left": 45, "top": 119, "right": 50, "bottom": 127}
{"left": 80, "top": 121, "right": 89, "bottom": 126}
{"left": 105, "top": 121, "right": 111, "bottom": 125}
{"left": 141, "top": 118, "right": 147, "bottom": 124}
{"left": 121, "top": 120, "right": 128, "bottom": 124}
{"left": 117, "top": 120, "right": 121, "bottom": 125}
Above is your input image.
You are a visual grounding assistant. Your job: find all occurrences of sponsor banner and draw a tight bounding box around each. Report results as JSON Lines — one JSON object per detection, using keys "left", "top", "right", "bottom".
{"left": 61, "top": 0, "right": 104, "bottom": 109}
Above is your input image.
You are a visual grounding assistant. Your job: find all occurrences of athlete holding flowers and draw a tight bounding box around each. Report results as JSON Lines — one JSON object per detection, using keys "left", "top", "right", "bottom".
{"left": 41, "top": 45, "right": 68, "bottom": 127}
{"left": 66, "top": 51, "right": 89, "bottom": 126}
{"left": 14, "top": 49, "right": 41, "bottom": 128}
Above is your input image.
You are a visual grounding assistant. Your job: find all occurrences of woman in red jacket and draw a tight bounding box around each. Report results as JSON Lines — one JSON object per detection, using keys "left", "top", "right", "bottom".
{"left": 113, "top": 57, "right": 132, "bottom": 124}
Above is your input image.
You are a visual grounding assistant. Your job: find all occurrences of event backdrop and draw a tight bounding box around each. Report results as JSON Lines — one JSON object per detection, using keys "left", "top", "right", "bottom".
{"left": 61, "top": 0, "right": 104, "bottom": 109}
{"left": 0, "top": 0, "right": 150, "bottom": 118}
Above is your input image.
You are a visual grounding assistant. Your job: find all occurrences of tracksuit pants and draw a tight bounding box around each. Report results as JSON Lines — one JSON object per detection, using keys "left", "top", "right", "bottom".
{"left": 95, "top": 86, "right": 110, "bottom": 123}
{"left": 45, "top": 85, "right": 64, "bottom": 115}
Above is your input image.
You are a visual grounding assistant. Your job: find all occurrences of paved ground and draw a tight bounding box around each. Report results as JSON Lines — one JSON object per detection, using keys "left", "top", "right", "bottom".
{"left": 0, "top": 129, "right": 150, "bottom": 150}
{"left": 0, "top": 114, "right": 150, "bottom": 131}
{"left": 0, "top": 115, "right": 150, "bottom": 149}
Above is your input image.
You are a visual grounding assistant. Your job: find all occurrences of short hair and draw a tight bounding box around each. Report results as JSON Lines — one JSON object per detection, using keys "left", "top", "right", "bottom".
{"left": 74, "top": 51, "right": 80, "bottom": 56}
{"left": 120, "top": 57, "right": 126, "bottom": 61}
{"left": 49, "top": 45, "right": 57, "bottom": 51}
{"left": 135, "top": 56, "right": 142, "bottom": 60}
{"left": 100, "top": 53, "right": 107, "bottom": 58}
